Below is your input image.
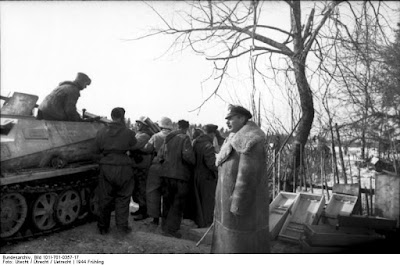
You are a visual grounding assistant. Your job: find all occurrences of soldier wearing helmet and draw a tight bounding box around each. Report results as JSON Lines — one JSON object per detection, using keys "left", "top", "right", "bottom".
{"left": 130, "top": 116, "right": 153, "bottom": 221}
{"left": 141, "top": 117, "right": 173, "bottom": 226}
{"left": 158, "top": 119, "right": 195, "bottom": 238}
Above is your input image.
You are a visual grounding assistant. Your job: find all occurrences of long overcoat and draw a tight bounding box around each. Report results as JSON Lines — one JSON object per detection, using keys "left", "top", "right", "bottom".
{"left": 211, "top": 121, "right": 270, "bottom": 253}
{"left": 193, "top": 134, "right": 218, "bottom": 228}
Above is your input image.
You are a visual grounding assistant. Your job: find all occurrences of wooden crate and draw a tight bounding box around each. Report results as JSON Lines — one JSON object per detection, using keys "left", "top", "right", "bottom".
{"left": 269, "top": 192, "right": 299, "bottom": 240}
{"left": 333, "top": 183, "right": 361, "bottom": 214}
{"left": 303, "top": 224, "right": 384, "bottom": 248}
{"left": 338, "top": 215, "right": 397, "bottom": 231}
{"left": 374, "top": 172, "right": 400, "bottom": 227}
{"left": 278, "top": 193, "right": 325, "bottom": 243}
{"left": 332, "top": 183, "right": 360, "bottom": 196}
{"left": 300, "top": 236, "right": 346, "bottom": 253}
{"left": 320, "top": 193, "right": 358, "bottom": 226}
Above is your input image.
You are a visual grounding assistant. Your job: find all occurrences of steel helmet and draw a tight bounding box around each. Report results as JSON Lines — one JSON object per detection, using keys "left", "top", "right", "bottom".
{"left": 136, "top": 116, "right": 148, "bottom": 126}
{"left": 159, "top": 117, "right": 173, "bottom": 130}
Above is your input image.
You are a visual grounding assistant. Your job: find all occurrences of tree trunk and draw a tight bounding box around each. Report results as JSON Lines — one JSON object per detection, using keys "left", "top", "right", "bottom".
{"left": 361, "top": 123, "right": 366, "bottom": 159}
{"left": 286, "top": 57, "right": 314, "bottom": 190}
{"left": 284, "top": 1, "right": 315, "bottom": 191}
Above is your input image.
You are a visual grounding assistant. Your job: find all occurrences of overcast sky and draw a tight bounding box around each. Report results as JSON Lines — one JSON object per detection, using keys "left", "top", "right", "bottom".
{"left": 1, "top": 1, "right": 237, "bottom": 128}
{"left": 1, "top": 1, "right": 398, "bottom": 132}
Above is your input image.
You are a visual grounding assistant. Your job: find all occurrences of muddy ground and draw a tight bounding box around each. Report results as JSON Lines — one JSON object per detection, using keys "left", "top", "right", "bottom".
{"left": 1, "top": 215, "right": 301, "bottom": 254}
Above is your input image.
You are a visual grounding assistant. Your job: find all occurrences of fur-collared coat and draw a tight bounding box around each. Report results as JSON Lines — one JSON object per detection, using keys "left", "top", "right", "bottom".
{"left": 211, "top": 121, "right": 270, "bottom": 253}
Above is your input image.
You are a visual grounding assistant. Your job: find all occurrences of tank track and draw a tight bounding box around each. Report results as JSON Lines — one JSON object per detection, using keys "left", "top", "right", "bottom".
{"left": 0, "top": 168, "right": 99, "bottom": 244}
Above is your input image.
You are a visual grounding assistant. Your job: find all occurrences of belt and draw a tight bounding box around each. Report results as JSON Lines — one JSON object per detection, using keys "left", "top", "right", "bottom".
{"left": 103, "top": 150, "right": 128, "bottom": 155}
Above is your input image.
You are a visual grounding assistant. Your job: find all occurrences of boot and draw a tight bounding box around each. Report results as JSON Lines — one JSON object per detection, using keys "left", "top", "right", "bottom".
{"left": 151, "top": 218, "right": 159, "bottom": 225}
{"left": 133, "top": 213, "right": 149, "bottom": 221}
{"left": 97, "top": 225, "right": 109, "bottom": 235}
{"left": 117, "top": 226, "right": 132, "bottom": 234}
{"left": 162, "top": 228, "right": 182, "bottom": 239}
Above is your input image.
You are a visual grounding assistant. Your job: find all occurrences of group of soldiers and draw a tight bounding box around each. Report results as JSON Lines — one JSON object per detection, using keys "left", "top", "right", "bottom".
{"left": 37, "top": 73, "right": 270, "bottom": 253}
{"left": 96, "top": 112, "right": 221, "bottom": 239}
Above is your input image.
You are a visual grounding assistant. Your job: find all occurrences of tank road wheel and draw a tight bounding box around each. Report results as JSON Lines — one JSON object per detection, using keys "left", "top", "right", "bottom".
{"left": 1, "top": 193, "right": 28, "bottom": 238}
{"left": 50, "top": 156, "right": 66, "bottom": 169}
{"left": 55, "top": 190, "right": 81, "bottom": 225}
{"left": 31, "top": 192, "right": 57, "bottom": 231}
{"left": 89, "top": 188, "right": 100, "bottom": 217}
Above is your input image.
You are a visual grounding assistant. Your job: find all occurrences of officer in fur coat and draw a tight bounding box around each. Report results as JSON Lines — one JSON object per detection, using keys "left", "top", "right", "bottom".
{"left": 211, "top": 105, "right": 270, "bottom": 253}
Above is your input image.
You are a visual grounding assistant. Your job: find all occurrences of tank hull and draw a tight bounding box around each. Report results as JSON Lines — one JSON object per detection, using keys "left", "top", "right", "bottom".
{"left": 1, "top": 115, "right": 104, "bottom": 173}
{"left": 0, "top": 115, "right": 105, "bottom": 240}
{"left": 1, "top": 92, "right": 107, "bottom": 240}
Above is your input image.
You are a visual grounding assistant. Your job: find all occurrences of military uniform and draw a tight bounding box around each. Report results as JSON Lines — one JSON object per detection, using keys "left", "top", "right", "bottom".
{"left": 192, "top": 134, "right": 218, "bottom": 228}
{"left": 38, "top": 73, "right": 91, "bottom": 121}
{"left": 38, "top": 82, "right": 82, "bottom": 121}
{"left": 159, "top": 129, "right": 195, "bottom": 236}
{"left": 144, "top": 129, "right": 171, "bottom": 219}
{"left": 131, "top": 128, "right": 152, "bottom": 218}
{"left": 95, "top": 120, "right": 136, "bottom": 232}
{"left": 211, "top": 121, "right": 270, "bottom": 253}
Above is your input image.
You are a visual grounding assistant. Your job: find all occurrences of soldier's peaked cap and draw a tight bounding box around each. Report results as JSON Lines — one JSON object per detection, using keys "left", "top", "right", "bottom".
{"left": 225, "top": 104, "right": 252, "bottom": 119}
{"left": 111, "top": 107, "right": 125, "bottom": 119}
{"left": 204, "top": 124, "right": 218, "bottom": 133}
{"left": 75, "top": 72, "right": 91, "bottom": 86}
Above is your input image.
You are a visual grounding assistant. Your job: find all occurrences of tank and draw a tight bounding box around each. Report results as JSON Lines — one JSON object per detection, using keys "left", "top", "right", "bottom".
{"left": 1, "top": 92, "right": 108, "bottom": 240}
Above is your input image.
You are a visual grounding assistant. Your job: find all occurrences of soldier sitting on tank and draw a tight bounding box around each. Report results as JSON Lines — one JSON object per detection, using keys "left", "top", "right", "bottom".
{"left": 37, "top": 72, "right": 91, "bottom": 121}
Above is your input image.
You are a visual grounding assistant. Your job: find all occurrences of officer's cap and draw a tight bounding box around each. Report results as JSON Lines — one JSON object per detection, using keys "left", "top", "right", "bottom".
{"left": 225, "top": 105, "right": 252, "bottom": 120}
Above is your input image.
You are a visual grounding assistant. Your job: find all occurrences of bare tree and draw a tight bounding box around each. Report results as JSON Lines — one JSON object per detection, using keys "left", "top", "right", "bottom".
{"left": 140, "top": 1, "right": 396, "bottom": 189}
{"left": 316, "top": 2, "right": 399, "bottom": 160}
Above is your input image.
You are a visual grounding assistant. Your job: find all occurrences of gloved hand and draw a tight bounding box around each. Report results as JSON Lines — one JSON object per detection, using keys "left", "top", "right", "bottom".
{"left": 129, "top": 151, "right": 144, "bottom": 163}
{"left": 83, "top": 116, "right": 101, "bottom": 122}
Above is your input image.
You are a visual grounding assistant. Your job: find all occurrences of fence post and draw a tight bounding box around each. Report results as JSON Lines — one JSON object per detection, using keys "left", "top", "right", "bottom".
{"left": 357, "top": 167, "right": 363, "bottom": 215}
{"left": 335, "top": 123, "right": 347, "bottom": 184}
{"left": 273, "top": 149, "right": 276, "bottom": 199}
{"left": 348, "top": 154, "right": 353, "bottom": 184}
{"left": 320, "top": 152, "right": 325, "bottom": 200}
{"left": 370, "top": 175, "right": 373, "bottom": 216}
{"left": 329, "top": 122, "right": 340, "bottom": 184}
{"left": 300, "top": 144, "right": 303, "bottom": 191}
{"left": 277, "top": 152, "right": 281, "bottom": 195}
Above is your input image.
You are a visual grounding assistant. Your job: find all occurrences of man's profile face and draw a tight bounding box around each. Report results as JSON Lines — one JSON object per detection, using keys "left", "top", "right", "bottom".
{"left": 226, "top": 115, "right": 245, "bottom": 133}
{"left": 79, "top": 81, "right": 90, "bottom": 90}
